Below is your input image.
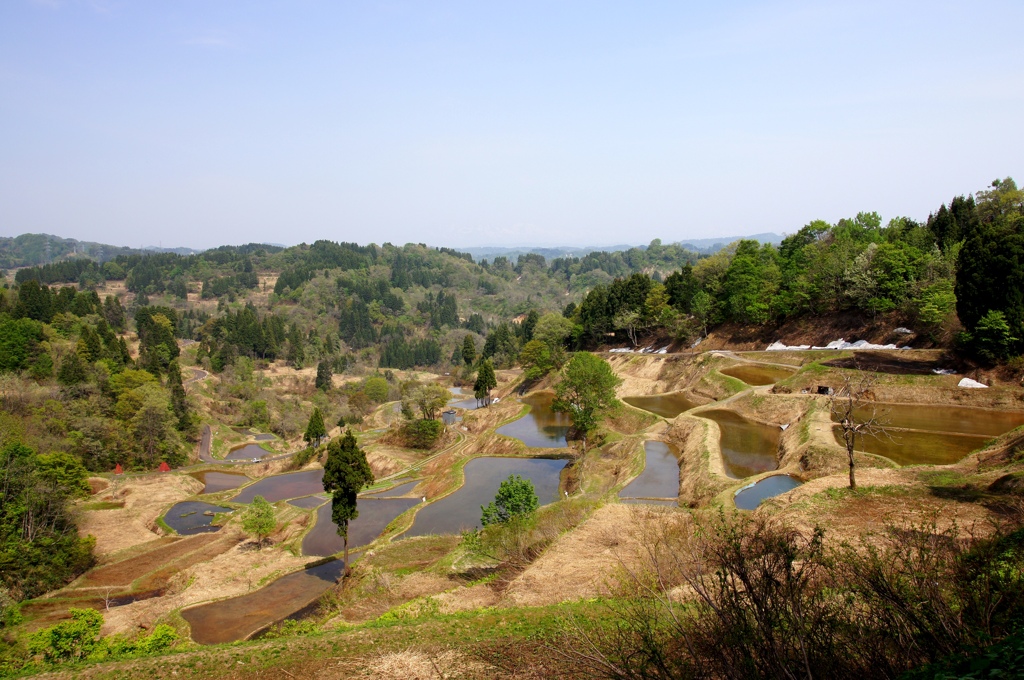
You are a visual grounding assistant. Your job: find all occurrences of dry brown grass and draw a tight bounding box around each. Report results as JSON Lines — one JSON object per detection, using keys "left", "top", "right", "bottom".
{"left": 504, "top": 504, "right": 661, "bottom": 607}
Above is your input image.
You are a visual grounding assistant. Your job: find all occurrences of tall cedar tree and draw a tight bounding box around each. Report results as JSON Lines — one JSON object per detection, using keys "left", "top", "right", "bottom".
{"left": 304, "top": 408, "right": 327, "bottom": 447}
{"left": 474, "top": 359, "right": 497, "bottom": 406}
{"left": 315, "top": 360, "right": 333, "bottom": 390}
{"left": 166, "top": 360, "right": 190, "bottom": 432}
{"left": 322, "top": 431, "right": 374, "bottom": 568}
{"left": 462, "top": 334, "right": 477, "bottom": 366}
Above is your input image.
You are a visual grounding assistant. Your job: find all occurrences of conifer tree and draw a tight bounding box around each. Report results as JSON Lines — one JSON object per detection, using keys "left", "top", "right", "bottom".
{"left": 304, "top": 408, "right": 326, "bottom": 447}
{"left": 322, "top": 431, "right": 373, "bottom": 569}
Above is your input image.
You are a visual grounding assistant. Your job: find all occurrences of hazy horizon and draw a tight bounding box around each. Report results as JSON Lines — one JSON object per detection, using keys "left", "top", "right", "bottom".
{"left": 2, "top": 1, "right": 1022, "bottom": 250}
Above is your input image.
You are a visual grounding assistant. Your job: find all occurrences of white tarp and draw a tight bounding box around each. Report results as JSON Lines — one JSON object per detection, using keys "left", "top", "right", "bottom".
{"left": 767, "top": 338, "right": 907, "bottom": 351}
{"left": 958, "top": 377, "right": 988, "bottom": 389}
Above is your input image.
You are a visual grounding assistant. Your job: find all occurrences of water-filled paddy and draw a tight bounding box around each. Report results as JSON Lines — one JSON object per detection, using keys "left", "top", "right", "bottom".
{"left": 288, "top": 495, "right": 328, "bottom": 509}
{"left": 623, "top": 393, "right": 699, "bottom": 418}
{"left": 834, "top": 427, "right": 988, "bottom": 466}
{"left": 303, "top": 498, "right": 420, "bottom": 556}
{"left": 163, "top": 501, "right": 232, "bottom": 535}
{"left": 404, "top": 457, "right": 567, "bottom": 537}
{"left": 831, "top": 403, "right": 1024, "bottom": 465}
{"left": 734, "top": 475, "right": 802, "bottom": 510}
{"left": 700, "top": 409, "right": 781, "bottom": 479}
{"left": 231, "top": 469, "right": 325, "bottom": 504}
{"left": 192, "top": 471, "right": 248, "bottom": 494}
{"left": 182, "top": 558, "right": 347, "bottom": 644}
{"left": 496, "top": 393, "right": 571, "bottom": 448}
{"left": 618, "top": 441, "right": 680, "bottom": 499}
{"left": 720, "top": 364, "right": 795, "bottom": 386}
{"left": 224, "top": 443, "right": 272, "bottom": 461}
{"left": 252, "top": 433, "right": 275, "bottom": 441}
{"left": 449, "top": 386, "right": 480, "bottom": 409}
{"left": 833, "top": 403, "right": 1024, "bottom": 438}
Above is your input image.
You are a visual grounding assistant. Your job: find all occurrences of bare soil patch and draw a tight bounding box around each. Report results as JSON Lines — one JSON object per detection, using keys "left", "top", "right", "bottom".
{"left": 78, "top": 533, "right": 222, "bottom": 588}
{"left": 79, "top": 473, "right": 204, "bottom": 557}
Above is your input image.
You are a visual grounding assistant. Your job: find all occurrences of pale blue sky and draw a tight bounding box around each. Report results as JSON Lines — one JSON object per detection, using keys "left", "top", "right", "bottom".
{"left": 1, "top": 1, "right": 1021, "bottom": 250}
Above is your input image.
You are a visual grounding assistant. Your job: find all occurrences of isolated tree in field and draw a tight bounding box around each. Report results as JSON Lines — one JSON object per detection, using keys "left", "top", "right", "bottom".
{"left": 315, "top": 360, "right": 333, "bottom": 390}
{"left": 242, "top": 495, "right": 275, "bottom": 549}
{"left": 413, "top": 383, "right": 450, "bottom": 420}
{"left": 303, "top": 407, "right": 326, "bottom": 447}
{"left": 829, "top": 372, "right": 889, "bottom": 489}
{"left": 322, "top": 430, "right": 374, "bottom": 568}
{"left": 481, "top": 474, "right": 539, "bottom": 526}
{"left": 462, "top": 334, "right": 477, "bottom": 366}
{"left": 553, "top": 352, "right": 622, "bottom": 453}
{"left": 474, "top": 359, "right": 497, "bottom": 406}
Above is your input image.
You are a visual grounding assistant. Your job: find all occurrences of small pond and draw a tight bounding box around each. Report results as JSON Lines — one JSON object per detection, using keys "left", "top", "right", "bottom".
{"left": 192, "top": 471, "right": 249, "bottom": 494}
{"left": 618, "top": 441, "right": 680, "bottom": 500}
{"left": 364, "top": 479, "right": 420, "bottom": 497}
{"left": 303, "top": 498, "right": 420, "bottom": 556}
{"left": 404, "top": 457, "right": 568, "bottom": 537}
{"left": 163, "top": 501, "right": 232, "bottom": 535}
{"left": 231, "top": 469, "right": 325, "bottom": 504}
{"left": 224, "top": 443, "right": 272, "bottom": 461}
{"left": 720, "top": 364, "right": 795, "bottom": 386}
{"left": 699, "top": 409, "right": 781, "bottom": 479}
{"left": 623, "top": 393, "right": 700, "bottom": 418}
{"left": 734, "top": 475, "right": 803, "bottom": 510}
{"left": 496, "top": 393, "right": 571, "bottom": 448}
{"left": 288, "top": 495, "right": 328, "bottom": 509}
{"left": 182, "top": 558, "right": 348, "bottom": 644}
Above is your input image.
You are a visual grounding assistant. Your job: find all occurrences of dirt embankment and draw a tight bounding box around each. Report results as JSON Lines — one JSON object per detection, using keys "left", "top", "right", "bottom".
{"left": 79, "top": 474, "right": 204, "bottom": 558}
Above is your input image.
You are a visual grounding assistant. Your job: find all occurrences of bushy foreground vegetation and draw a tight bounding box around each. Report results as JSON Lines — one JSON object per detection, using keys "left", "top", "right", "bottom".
{"left": 559, "top": 510, "right": 1024, "bottom": 679}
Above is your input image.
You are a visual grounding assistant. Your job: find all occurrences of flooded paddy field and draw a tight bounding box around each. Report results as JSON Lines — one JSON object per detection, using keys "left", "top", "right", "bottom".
{"left": 720, "top": 364, "right": 795, "bottom": 386}
{"left": 403, "top": 456, "right": 567, "bottom": 537}
{"left": 623, "top": 392, "right": 700, "bottom": 418}
{"left": 191, "top": 471, "right": 249, "bottom": 494}
{"left": 496, "top": 392, "right": 571, "bottom": 448}
{"left": 224, "top": 443, "right": 273, "bottom": 461}
{"left": 182, "top": 558, "right": 348, "bottom": 644}
{"left": 699, "top": 409, "right": 781, "bottom": 479}
{"left": 832, "top": 403, "right": 1024, "bottom": 465}
{"left": 163, "top": 501, "right": 232, "bottom": 535}
{"left": 302, "top": 497, "right": 420, "bottom": 556}
{"left": 618, "top": 441, "right": 680, "bottom": 500}
{"left": 734, "top": 475, "right": 803, "bottom": 510}
{"left": 231, "top": 469, "right": 325, "bottom": 504}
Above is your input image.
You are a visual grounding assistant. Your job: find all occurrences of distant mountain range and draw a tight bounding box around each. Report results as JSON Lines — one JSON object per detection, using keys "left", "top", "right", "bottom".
{"left": 1, "top": 231, "right": 784, "bottom": 270}
{"left": 462, "top": 233, "right": 783, "bottom": 262}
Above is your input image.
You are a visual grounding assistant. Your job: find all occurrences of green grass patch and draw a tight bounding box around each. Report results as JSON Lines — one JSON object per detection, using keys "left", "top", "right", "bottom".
{"left": 155, "top": 515, "right": 175, "bottom": 535}
{"left": 81, "top": 501, "right": 124, "bottom": 511}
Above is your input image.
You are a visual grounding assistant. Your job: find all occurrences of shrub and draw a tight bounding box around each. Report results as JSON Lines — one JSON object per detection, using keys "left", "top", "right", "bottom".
{"left": 404, "top": 418, "right": 443, "bottom": 449}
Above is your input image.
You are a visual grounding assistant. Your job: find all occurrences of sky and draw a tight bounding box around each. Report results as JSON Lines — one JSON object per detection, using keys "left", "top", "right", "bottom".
{"left": 1, "top": 1, "right": 1022, "bottom": 251}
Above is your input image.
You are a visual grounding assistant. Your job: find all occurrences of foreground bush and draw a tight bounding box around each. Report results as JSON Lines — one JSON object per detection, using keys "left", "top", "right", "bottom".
{"left": 561, "top": 510, "right": 1024, "bottom": 679}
